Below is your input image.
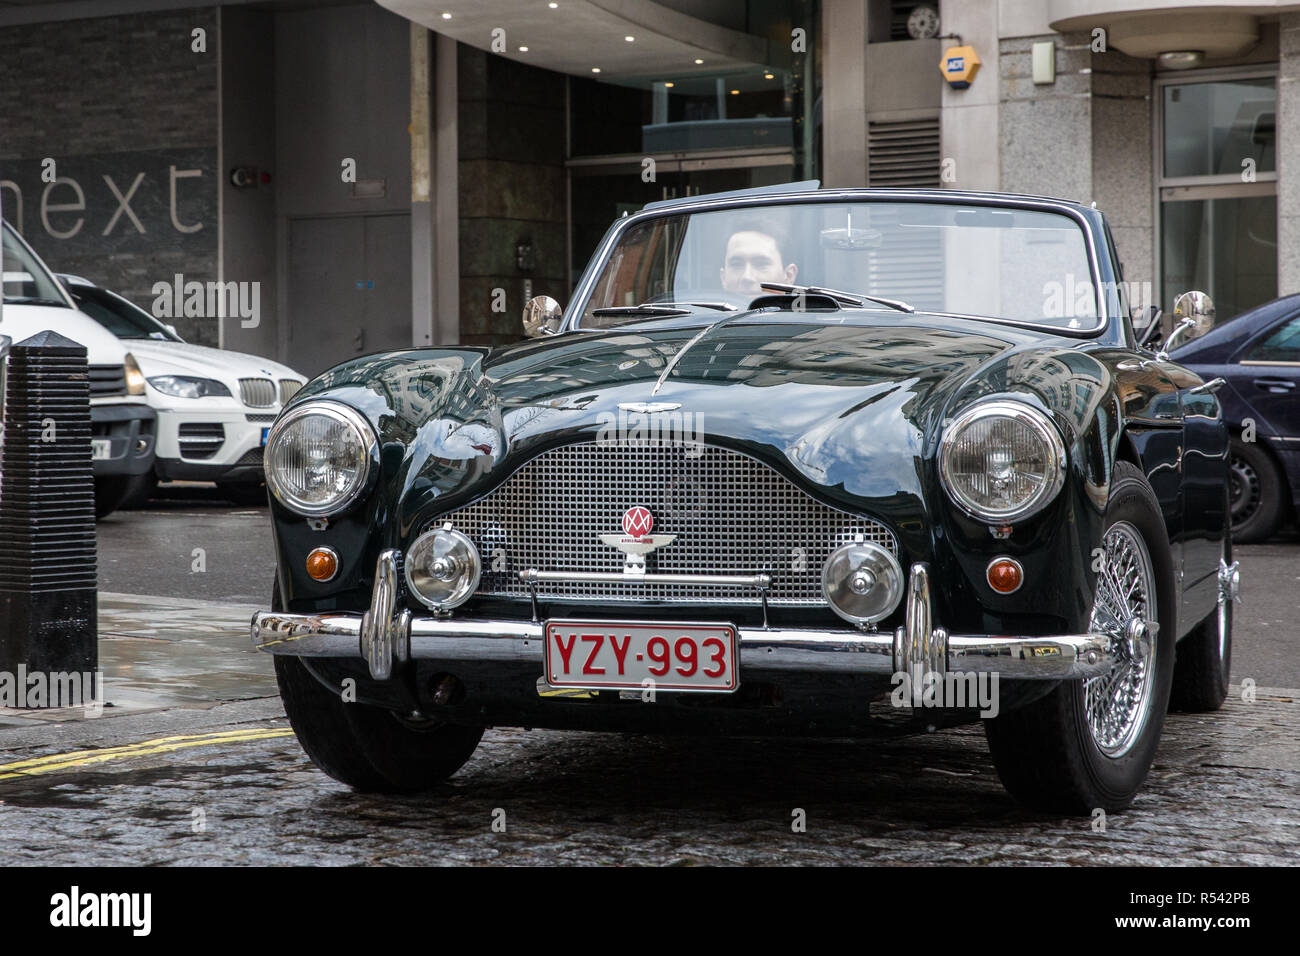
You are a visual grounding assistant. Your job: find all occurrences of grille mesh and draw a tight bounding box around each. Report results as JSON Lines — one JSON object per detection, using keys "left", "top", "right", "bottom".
{"left": 88, "top": 364, "right": 127, "bottom": 396}
{"left": 278, "top": 379, "right": 303, "bottom": 405}
{"left": 239, "top": 378, "right": 276, "bottom": 407}
{"left": 431, "top": 442, "right": 897, "bottom": 606}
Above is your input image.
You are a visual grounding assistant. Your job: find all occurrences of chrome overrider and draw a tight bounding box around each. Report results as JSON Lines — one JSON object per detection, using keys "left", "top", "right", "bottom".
{"left": 252, "top": 551, "right": 1123, "bottom": 688}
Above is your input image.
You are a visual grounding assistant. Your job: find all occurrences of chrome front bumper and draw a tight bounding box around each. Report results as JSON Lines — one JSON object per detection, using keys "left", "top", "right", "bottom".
{"left": 251, "top": 551, "right": 1118, "bottom": 685}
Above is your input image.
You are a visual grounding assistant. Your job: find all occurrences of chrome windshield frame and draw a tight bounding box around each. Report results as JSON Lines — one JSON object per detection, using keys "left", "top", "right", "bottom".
{"left": 564, "top": 189, "right": 1115, "bottom": 340}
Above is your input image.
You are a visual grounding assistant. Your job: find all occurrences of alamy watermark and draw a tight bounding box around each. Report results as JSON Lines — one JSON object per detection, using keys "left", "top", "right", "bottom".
{"left": 595, "top": 407, "right": 704, "bottom": 459}
{"left": 890, "top": 669, "right": 1000, "bottom": 718}
{"left": 151, "top": 273, "right": 261, "bottom": 328}
{"left": 0, "top": 666, "right": 103, "bottom": 716}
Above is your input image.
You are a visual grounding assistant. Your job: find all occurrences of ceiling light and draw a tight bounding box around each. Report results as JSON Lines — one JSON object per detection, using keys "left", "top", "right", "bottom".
{"left": 694, "top": 58, "right": 704, "bottom": 64}
{"left": 519, "top": 46, "right": 528, "bottom": 52}
{"left": 764, "top": 72, "right": 774, "bottom": 79}
{"left": 548, "top": 2, "right": 558, "bottom": 7}
{"left": 664, "top": 81, "right": 674, "bottom": 88}
{"left": 441, "top": 11, "right": 452, "bottom": 19}
{"left": 625, "top": 35, "right": 635, "bottom": 42}
{"left": 730, "top": 89, "right": 739, "bottom": 95}
{"left": 1158, "top": 50, "right": 1205, "bottom": 69}
{"left": 592, "top": 67, "right": 601, "bottom": 73}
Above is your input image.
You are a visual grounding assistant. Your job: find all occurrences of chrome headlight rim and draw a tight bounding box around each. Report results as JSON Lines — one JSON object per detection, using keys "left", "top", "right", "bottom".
{"left": 938, "top": 399, "right": 1068, "bottom": 524}
{"left": 404, "top": 525, "right": 482, "bottom": 611}
{"left": 264, "top": 399, "right": 379, "bottom": 518}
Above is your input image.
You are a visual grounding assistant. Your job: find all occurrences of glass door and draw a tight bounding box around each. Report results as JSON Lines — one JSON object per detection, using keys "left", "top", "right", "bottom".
{"left": 1157, "top": 73, "right": 1278, "bottom": 323}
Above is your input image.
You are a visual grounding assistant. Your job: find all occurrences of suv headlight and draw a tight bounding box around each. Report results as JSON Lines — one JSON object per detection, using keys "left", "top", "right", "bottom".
{"left": 124, "top": 353, "right": 147, "bottom": 395}
{"left": 148, "top": 374, "right": 232, "bottom": 399}
{"left": 938, "top": 400, "right": 1067, "bottom": 523}
{"left": 265, "top": 401, "right": 377, "bottom": 517}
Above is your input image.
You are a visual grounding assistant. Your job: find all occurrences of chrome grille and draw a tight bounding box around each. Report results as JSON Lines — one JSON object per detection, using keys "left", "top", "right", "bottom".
{"left": 432, "top": 442, "right": 897, "bottom": 606}
{"left": 239, "top": 378, "right": 276, "bottom": 407}
{"left": 279, "top": 379, "right": 302, "bottom": 404}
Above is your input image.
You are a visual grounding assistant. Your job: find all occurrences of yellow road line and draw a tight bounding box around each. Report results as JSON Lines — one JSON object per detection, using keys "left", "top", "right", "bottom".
{"left": 0, "top": 728, "right": 295, "bottom": 780}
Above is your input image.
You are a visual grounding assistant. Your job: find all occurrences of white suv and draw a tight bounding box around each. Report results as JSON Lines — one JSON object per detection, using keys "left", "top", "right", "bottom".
{"left": 58, "top": 275, "right": 306, "bottom": 504}
{"left": 1, "top": 220, "right": 155, "bottom": 518}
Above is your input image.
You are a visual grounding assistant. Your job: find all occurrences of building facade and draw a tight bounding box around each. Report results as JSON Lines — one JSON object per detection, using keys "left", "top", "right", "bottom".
{"left": 0, "top": 0, "right": 1293, "bottom": 373}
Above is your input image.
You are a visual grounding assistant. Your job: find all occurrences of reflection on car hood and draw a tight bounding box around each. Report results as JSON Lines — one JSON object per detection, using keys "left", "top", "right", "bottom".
{"left": 0, "top": 303, "right": 128, "bottom": 364}
{"left": 295, "top": 312, "right": 1108, "bottom": 529}
{"left": 127, "top": 339, "right": 304, "bottom": 383}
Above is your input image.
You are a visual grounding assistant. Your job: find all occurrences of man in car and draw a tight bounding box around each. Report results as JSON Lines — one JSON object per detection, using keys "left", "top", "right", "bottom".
{"left": 720, "top": 217, "right": 798, "bottom": 296}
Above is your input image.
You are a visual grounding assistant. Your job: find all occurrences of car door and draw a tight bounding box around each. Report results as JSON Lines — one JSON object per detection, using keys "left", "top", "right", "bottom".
{"left": 1235, "top": 310, "right": 1300, "bottom": 442}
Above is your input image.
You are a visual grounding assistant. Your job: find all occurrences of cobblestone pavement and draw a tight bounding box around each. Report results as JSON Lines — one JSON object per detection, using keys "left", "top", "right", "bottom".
{"left": 0, "top": 688, "right": 1296, "bottom": 866}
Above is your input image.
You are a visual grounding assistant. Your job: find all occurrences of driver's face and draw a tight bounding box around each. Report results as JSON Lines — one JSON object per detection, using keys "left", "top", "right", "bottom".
{"left": 720, "top": 231, "right": 797, "bottom": 295}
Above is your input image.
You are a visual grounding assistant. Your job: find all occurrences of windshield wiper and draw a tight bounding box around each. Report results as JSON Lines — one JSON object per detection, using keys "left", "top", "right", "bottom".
{"left": 591, "top": 304, "right": 691, "bottom": 317}
{"left": 758, "top": 282, "right": 914, "bottom": 314}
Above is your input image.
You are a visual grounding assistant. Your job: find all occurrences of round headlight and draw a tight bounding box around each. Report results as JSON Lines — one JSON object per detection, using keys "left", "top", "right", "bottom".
{"left": 939, "top": 401, "right": 1067, "bottom": 523}
{"left": 405, "top": 525, "right": 481, "bottom": 610}
{"left": 822, "top": 540, "right": 904, "bottom": 625}
{"left": 265, "top": 401, "right": 377, "bottom": 517}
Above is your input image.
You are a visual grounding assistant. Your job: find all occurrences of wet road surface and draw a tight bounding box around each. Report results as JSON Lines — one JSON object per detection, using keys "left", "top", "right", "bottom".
{"left": 0, "top": 491, "right": 1294, "bottom": 865}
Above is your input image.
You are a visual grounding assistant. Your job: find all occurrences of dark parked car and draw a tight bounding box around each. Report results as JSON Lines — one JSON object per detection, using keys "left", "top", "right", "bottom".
{"left": 1172, "top": 293, "right": 1300, "bottom": 542}
{"left": 251, "top": 186, "right": 1238, "bottom": 813}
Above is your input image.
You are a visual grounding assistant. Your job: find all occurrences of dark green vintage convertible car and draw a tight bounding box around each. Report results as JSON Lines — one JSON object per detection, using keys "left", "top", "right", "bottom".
{"left": 252, "top": 185, "right": 1239, "bottom": 813}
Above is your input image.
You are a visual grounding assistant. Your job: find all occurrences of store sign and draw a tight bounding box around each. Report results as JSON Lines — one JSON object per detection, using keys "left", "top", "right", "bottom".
{"left": 0, "top": 148, "right": 215, "bottom": 256}
{"left": 941, "top": 45, "right": 981, "bottom": 89}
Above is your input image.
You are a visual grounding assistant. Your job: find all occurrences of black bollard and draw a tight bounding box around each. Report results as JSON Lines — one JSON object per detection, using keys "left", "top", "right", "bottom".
{"left": 0, "top": 330, "right": 98, "bottom": 703}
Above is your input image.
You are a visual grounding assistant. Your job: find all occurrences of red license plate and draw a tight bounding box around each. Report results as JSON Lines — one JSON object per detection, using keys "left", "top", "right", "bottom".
{"left": 544, "top": 620, "right": 738, "bottom": 693}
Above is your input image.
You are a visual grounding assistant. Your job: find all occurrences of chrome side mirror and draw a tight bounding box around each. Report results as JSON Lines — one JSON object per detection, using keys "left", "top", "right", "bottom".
{"left": 1157, "top": 291, "right": 1214, "bottom": 359}
{"left": 522, "top": 295, "right": 563, "bottom": 338}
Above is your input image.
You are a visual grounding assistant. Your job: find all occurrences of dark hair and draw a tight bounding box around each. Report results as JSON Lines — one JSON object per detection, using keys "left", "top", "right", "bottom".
{"left": 725, "top": 215, "right": 792, "bottom": 266}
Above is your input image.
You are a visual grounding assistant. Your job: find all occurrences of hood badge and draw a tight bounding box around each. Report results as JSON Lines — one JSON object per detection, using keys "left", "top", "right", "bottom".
{"left": 617, "top": 401, "right": 681, "bottom": 413}
{"left": 599, "top": 506, "right": 676, "bottom": 574}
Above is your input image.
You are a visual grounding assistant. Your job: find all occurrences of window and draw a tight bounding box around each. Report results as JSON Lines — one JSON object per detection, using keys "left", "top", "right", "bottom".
{"left": 1157, "top": 73, "right": 1278, "bottom": 324}
{"left": 1246, "top": 315, "right": 1300, "bottom": 364}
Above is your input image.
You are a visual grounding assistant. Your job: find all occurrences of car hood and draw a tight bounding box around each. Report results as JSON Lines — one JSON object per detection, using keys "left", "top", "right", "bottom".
{"left": 0, "top": 303, "right": 129, "bottom": 364}
{"left": 127, "top": 340, "right": 304, "bottom": 384}
{"left": 297, "top": 311, "right": 1111, "bottom": 535}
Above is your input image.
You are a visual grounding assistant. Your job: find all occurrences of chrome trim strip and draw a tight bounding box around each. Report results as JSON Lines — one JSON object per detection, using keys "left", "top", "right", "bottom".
{"left": 520, "top": 568, "right": 772, "bottom": 588}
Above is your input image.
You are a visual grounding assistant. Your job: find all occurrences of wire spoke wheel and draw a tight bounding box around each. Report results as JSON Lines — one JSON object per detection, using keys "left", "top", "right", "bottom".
{"left": 1083, "top": 520, "right": 1158, "bottom": 758}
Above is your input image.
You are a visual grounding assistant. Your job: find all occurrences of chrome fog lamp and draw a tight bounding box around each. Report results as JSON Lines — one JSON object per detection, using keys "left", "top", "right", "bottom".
{"left": 405, "top": 524, "right": 482, "bottom": 611}
{"left": 265, "top": 401, "right": 377, "bottom": 517}
{"left": 939, "top": 400, "right": 1067, "bottom": 523}
{"left": 822, "top": 540, "right": 904, "bottom": 625}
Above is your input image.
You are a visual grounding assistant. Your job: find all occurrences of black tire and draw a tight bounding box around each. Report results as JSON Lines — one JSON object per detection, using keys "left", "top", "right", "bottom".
{"left": 217, "top": 481, "right": 268, "bottom": 506}
{"left": 271, "top": 580, "right": 484, "bottom": 793}
{"left": 983, "top": 462, "right": 1177, "bottom": 814}
{"left": 1228, "top": 436, "right": 1284, "bottom": 543}
{"left": 117, "top": 472, "right": 158, "bottom": 509}
{"left": 1170, "top": 488, "right": 1233, "bottom": 712}
{"left": 93, "top": 476, "right": 129, "bottom": 520}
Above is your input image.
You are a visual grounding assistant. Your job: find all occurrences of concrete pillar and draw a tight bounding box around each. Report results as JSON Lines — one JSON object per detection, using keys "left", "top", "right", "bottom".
{"left": 411, "top": 23, "right": 435, "bottom": 348}
{"left": 434, "top": 32, "right": 460, "bottom": 345}
{"left": 940, "top": 2, "right": 1000, "bottom": 191}
{"left": 821, "top": 0, "right": 869, "bottom": 187}
{"left": 1279, "top": 14, "right": 1300, "bottom": 297}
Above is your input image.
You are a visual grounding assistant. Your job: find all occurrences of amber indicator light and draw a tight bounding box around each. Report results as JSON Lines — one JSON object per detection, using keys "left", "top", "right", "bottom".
{"left": 987, "top": 557, "right": 1023, "bottom": 594}
{"left": 306, "top": 548, "right": 339, "bottom": 582}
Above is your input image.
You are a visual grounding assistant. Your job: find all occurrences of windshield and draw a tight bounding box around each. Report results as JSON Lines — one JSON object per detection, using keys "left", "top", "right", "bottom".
{"left": 579, "top": 200, "right": 1100, "bottom": 331}
{"left": 2, "top": 221, "right": 70, "bottom": 307}
{"left": 69, "top": 285, "right": 183, "bottom": 341}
